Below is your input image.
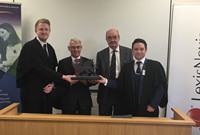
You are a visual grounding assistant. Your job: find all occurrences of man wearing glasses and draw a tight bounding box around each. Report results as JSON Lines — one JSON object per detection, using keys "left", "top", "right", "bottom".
{"left": 56, "top": 38, "right": 93, "bottom": 115}
{"left": 96, "top": 28, "right": 133, "bottom": 116}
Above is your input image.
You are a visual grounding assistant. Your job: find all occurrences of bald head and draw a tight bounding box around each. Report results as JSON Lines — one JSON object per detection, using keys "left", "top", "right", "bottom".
{"left": 106, "top": 28, "right": 120, "bottom": 38}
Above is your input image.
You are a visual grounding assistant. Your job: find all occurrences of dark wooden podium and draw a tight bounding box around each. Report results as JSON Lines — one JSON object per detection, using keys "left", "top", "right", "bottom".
{"left": 0, "top": 103, "right": 195, "bottom": 135}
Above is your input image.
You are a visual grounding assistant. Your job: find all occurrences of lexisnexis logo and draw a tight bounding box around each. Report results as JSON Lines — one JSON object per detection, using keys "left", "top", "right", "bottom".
{"left": 187, "top": 108, "right": 200, "bottom": 127}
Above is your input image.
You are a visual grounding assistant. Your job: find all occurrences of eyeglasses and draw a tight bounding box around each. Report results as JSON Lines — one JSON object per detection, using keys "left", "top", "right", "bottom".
{"left": 106, "top": 36, "right": 119, "bottom": 40}
{"left": 70, "top": 46, "right": 82, "bottom": 49}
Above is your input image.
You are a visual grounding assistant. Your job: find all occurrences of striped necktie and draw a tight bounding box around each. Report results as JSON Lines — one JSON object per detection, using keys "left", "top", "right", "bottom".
{"left": 74, "top": 59, "right": 79, "bottom": 75}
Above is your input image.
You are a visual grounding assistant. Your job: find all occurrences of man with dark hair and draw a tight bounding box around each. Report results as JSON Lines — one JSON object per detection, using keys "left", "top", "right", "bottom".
{"left": 117, "top": 38, "right": 167, "bottom": 117}
{"left": 98, "top": 38, "right": 167, "bottom": 117}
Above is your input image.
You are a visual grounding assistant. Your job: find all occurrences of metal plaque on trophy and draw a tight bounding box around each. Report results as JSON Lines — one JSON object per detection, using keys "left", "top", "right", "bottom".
{"left": 71, "top": 59, "right": 100, "bottom": 80}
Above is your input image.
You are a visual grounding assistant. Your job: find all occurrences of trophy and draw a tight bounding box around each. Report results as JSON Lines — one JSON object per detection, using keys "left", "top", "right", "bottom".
{"left": 71, "top": 59, "right": 100, "bottom": 80}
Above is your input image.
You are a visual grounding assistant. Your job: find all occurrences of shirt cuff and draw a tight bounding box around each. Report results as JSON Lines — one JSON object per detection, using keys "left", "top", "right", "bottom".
{"left": 104, "top": 78, "right": 108, "bottom": 86}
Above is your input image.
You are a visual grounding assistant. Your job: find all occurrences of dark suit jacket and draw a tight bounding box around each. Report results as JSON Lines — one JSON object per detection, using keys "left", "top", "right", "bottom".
{"left": 96, "top": 45, "right": 133, "bottom": 104}
{"left": 116, "top": 59, "right": 167, "bottom": 117}
{"left": 56, "top": 56, "right": 92, "bottom": 114}
{"left": 16, "top": 38, "right": 62, "bottom": 113}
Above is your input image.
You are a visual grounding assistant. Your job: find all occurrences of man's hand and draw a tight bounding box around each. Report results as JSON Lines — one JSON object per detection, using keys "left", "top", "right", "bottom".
{"left": 43, "top": 83, "right": 54, "bottom": 93}
{"left": 97, "top": 75, "right": 107, "bottom": 84}
{"left": 62, "top": 75, "right": 78, "bottom": 84}
{"left": 147, "top": 105, "right": 155, "bottom": 112}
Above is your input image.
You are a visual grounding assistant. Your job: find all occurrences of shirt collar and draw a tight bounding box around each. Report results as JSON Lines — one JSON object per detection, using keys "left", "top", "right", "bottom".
{"left": 36, "top": 37, "right": 47, "bottom": 46}
{"left": 134, "top": 57, "right": 146, "bottom": 64}
{"left": 109, "top": 45, "right": 119, "bottom": 53}
{"left": 71, "top": 56, "right": 81, "bottom": 61}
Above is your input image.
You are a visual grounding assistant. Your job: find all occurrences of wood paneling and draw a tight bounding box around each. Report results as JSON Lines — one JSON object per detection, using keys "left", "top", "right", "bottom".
{"left": 0, "top": 103, "right": 195, "bottom": 135}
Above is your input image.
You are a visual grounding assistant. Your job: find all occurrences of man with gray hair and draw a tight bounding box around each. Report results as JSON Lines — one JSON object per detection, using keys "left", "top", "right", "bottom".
{"left": 96, "top": 28, "right": 133, "bottom": 115}
{"left": 56, "top": 38, "right": 94, "bottom": 115}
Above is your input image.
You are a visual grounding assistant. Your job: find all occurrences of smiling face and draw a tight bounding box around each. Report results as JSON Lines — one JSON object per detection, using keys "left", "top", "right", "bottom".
{"left": 68, "top": 39, "right": 82, "bottom": 58}
{"left": 35, "top": 23, "right": 51, "bottom": 42}
{"left": 132, "top": 42, "right": 147, "bottom": 61}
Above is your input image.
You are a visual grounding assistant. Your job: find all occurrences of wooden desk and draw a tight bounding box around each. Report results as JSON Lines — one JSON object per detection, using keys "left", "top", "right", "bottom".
{"left": 0, "top": 103, "right": 195, "bottom": 135}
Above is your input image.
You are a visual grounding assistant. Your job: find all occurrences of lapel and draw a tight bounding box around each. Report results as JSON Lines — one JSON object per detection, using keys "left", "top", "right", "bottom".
{"left": 62, "top": 57, "right": 74, "bottom": 74}
{"left": 78, "top": 57, "right": 84, "bottom": 66}
{"left": 104, "top": 48, "right": 110, "bottom": 74}
{"left": 69, "top": 57, "right": 75, "bottom": 69}
{"left": 119, "top": 46, "right": 128, "bottom": 68}
{"left": 138, "top": 59, "right": 147, "bottom": 104}
{"left": 130, "top": 61, "right": 136, "bottom": 91}
{"left": 119, "top": 46, "right": 124, "bottom": 67}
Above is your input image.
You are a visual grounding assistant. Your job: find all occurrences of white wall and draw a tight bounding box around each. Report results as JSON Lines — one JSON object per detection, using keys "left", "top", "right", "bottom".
{"left": 174, "top": 0, "right": 200, "bottom": 2}
{"left": 4, "top": 0, "right": 170, "bottom": 71}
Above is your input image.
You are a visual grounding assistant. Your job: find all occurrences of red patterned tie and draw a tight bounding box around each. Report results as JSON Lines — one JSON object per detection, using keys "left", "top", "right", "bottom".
{"left": 74, "top": 59, "right": 79, "bottom": 75}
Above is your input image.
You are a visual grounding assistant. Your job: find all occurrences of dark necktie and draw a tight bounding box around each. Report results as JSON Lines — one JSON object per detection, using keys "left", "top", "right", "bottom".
{"left": 135, "top": 61, "right": 142, "bottom": 112}
{"left": 43, "top": 44, "right": 48, "bottom": 57}
{"left": 110, "top": 50, "right": 116, "bottom": 79}
{"left": 136, "top": 61, "right": 142, "bottom": 74}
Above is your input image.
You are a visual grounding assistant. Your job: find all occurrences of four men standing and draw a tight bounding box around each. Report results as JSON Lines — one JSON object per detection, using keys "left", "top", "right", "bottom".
{"left": 16, "top": 18, "right": 167, "bottom": 116}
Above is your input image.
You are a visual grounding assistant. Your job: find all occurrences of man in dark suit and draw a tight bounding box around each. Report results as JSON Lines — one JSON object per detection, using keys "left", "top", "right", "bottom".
{"left": 96, "top": 28, "right": 133, "bottom": 115}
{"left": 56, "top": 38, "right": 93, "bottom": 115}
{"left": 116, "top": 38, "right": 167, "bottom": 117}
{"left": 16, "top": 18, "right": 73, "bottom": 114}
